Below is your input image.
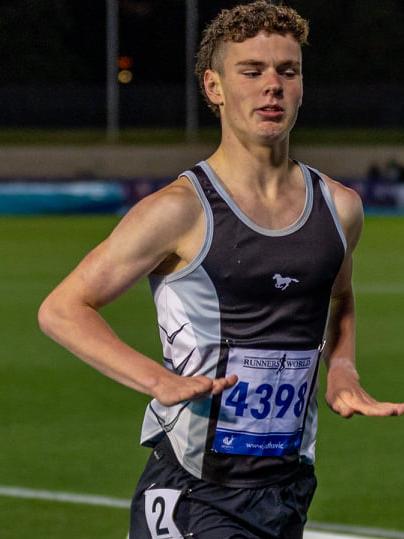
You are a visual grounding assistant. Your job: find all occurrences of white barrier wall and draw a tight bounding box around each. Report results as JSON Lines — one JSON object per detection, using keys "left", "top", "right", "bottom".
{"left": 1, "top": 145, "right": 404, "bottom": 179}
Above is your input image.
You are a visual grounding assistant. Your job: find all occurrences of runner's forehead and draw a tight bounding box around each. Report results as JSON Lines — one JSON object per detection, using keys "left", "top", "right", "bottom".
{"left": 221, "top": 32, "right": 302, "bottom": 68}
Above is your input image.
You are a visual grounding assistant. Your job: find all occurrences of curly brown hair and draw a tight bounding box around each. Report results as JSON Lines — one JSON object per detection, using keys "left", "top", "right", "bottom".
{"left": 195, "top": 1, "right": 309, "bottom": 116}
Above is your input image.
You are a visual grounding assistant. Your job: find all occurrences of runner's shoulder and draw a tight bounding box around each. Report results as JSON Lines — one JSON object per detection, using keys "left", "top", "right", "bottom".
{"left": 320, "top": 172, "right": 364, "bottom": 248}
{"left": 158, "top": 175, "right": 203, "bottom": 215}
{"left": 127, "top": 175, "right": 201, "bottom": 224}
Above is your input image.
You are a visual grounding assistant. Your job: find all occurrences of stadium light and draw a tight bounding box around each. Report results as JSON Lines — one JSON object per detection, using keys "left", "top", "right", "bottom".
{"left": 106, "top": 0, "right": 120, "bottom": 142}
{"left": 186, "top": 0, "right": 199, "bottom": 143}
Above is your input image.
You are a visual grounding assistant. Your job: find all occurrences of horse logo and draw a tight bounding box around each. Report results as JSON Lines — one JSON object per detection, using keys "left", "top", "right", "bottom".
{"left": 273, "top": 273, "right": 300, "bottom": 291}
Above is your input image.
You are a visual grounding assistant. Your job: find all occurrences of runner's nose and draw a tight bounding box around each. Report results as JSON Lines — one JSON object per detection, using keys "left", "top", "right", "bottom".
{"left": 264, "top": 84, "right": 283, "bottom": 97}
{"left": 263, "top": 73, "right": 283, "bottom": 97}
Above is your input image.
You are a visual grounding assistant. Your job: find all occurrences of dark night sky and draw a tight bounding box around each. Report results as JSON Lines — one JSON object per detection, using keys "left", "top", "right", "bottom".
{"left": 120, "top": 0, "right": 404, "bottom": 85}
{"left": 1, "top": 0, "right": 404, "bottom": 85}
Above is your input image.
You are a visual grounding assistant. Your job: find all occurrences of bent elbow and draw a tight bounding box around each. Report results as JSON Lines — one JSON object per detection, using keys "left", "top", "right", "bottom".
{"left": 38, "top": 295, "right": 59, "bottom": 337}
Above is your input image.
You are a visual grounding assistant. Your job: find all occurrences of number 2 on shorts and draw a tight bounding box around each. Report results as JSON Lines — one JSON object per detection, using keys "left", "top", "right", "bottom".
{"left": 144, "top": 488, "right": 184, "bottom": 539}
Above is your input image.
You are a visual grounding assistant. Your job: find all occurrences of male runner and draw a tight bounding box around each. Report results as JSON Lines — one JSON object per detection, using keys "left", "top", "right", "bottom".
{"left": 38, "top": 2, "right": 404, "bottom": 538}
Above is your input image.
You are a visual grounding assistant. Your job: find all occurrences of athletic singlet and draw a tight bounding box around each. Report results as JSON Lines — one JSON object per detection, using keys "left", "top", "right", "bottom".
{"left": 140, "top": 161, "right": 346, "bottom": 487}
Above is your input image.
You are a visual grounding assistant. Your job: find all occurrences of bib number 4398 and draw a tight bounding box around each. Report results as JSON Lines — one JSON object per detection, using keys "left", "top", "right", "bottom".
{"left": 225, "top": 380, "right": 308, "bottom": 420}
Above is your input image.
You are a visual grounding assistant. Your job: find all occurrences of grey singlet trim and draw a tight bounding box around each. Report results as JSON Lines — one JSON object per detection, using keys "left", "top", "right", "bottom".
{"left": 163, "top": 169, "right": 215, "bottom": 283}
{"left": 306, "top": 164, "right": 348, "bottom": 252}
{"left": 199, "top": 160, "right": 314, "bottom": 237}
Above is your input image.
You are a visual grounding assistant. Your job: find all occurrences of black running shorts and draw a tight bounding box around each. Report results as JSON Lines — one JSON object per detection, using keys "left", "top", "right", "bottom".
{"left": 129, "top": 441, "right": 316, "bottom": 539}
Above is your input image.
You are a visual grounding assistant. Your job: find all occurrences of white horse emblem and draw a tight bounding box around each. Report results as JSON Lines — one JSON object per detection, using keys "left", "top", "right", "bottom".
{"left": 273, "top": 273, "right": 300, "bottom": 291}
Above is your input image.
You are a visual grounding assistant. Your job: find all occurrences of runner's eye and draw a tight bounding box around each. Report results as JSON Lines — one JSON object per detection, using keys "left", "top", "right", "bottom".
{"left": 281, "top": 69, "right": 298, "bottom": 78}
{"left": 243, "top": 71, "right": 261, "bottom": 78}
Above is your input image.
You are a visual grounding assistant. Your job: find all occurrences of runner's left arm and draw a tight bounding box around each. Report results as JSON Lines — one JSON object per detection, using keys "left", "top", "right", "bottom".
{"left": 323, "top": 178, "right": 404, "bottom": 417}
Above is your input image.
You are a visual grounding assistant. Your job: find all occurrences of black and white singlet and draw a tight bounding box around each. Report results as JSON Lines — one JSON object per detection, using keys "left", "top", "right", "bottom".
{"left": 140, "top": 161, "right": 346, "bottom": 487}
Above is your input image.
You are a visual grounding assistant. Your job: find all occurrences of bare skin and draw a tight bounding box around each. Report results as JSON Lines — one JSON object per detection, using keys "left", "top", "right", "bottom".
{"left": 39, "top": 31, "right": 404, "bottom": 416}
{"left": 322, "top": 176, "right": 404, "bottom": 417}
{"left": 38, "top": 182, "right": 237, "bottom": 406}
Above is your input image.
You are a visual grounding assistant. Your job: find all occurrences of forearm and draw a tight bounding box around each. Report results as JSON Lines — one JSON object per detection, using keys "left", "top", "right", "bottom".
{"left": 323, "top": 288, "right": 404, "bottom": 417}
{"left": 323, "top": 288, "right": 359, "bottom": 382}
{"left": 323, "top": 288, "right": 365, "bottom": 416}
{"left": 38, "top": 298, "right": 169, "bottom": 397}
{"left": 38, "top": 297, "right": 238, "bottom": 406}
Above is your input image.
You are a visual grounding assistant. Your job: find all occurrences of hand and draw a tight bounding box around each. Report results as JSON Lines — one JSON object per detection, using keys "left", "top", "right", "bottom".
{"left": 152, "top": 371, "right": 238, "bottom": 406}
{"left": 326, "top": 368, "right": 404, "bottom": 418}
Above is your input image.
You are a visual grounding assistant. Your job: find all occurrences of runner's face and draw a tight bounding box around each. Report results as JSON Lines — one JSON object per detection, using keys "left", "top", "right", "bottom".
{"left": 212, "top": 32, "right": 303, "bottom": 145}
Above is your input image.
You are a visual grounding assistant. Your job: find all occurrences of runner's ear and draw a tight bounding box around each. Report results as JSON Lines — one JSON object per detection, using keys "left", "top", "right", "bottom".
{"left": 204, "top": 69, "right": 224, "bottom": 106}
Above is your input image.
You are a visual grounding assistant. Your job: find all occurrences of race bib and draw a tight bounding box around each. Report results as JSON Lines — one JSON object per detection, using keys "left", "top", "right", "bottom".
{"left": 213, "top": 347, "right": 319, "bottom": 457}
{"left": 145, "top": 489, "right": 183, "bottom": 539}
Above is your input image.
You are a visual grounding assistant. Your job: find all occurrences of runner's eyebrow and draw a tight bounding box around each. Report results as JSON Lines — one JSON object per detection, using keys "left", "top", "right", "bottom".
{"left": 235, "top": 60, "right": 266, "bottom": 68}
{"left": 235, "top": 60, "right": 301, "bottom": 69}
{"left": 278, "top": 61, "right": 301, "bottom": 69}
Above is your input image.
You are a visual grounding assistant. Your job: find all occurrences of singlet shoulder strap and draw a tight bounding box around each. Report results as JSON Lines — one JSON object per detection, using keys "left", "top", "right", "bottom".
{"left": 187, "top": 163, "right": 217, "bottom": 196}
{"left": 162, "top": 167, "right": 214, "bottom": 282}
{"left": 305, "top": 164, "right": 347, "bottom": 252}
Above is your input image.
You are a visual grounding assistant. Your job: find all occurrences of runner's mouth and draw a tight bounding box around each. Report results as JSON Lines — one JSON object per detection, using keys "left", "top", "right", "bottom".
{"left": 255, "top": 105, "right": 285, "bottom": 119}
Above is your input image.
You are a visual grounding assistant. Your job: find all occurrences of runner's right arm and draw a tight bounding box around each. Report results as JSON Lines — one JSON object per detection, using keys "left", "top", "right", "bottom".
{"left": 38, "top": 180, "right": 237, "bottom": 406}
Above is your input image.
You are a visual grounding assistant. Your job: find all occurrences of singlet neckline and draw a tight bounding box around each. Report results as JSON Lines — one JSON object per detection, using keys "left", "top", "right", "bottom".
{"left": 198, "top": 160, "right": 313, "bottom": 238}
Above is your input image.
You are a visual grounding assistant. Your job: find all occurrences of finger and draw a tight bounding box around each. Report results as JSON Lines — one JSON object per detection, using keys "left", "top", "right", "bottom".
{"left": 326, "top": 396, "right": 355, "bottom": 418}
{"left": 335, "top": 389, "right": 396, "bottom": 416}
{"left": 180, "top": 376, "right": 214, "bottom": 400}
{"left": 224, "top": 374, "right": 238, "bottom": 387}
{"left": 327, "top": 390, "right": 404, "bottom": 418}
{"left": 396, "top": 403, "right": 404, "bottom": 415}
{"left": 210, "top": 379, "right": 230, "bottom": 395}
{"left": 387, "top": 402, "right": 404, "bottom": 416}
{"left": 357, "top": 401, "right": 404, "bottom": 417}
{"left": 332, "top": 402, "right": 355, "bottom": 418}
{"left": 210, "top": 375, "right": 238, "bottom": 395}
{"left": 337, "top": 397, "right": 403, "bottom": 417}
{"left": 193, "top": 376, "right": 215, "bottom": 394}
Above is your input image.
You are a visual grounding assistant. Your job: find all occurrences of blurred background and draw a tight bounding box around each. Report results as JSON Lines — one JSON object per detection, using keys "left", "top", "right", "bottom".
{"left": 0, "top": 0, "right": 403, "bottom": 208}
{"left": 1, "top": 1, "right": 404, "bottom": 538}
{"left": 2, "top": 0, "right": 404, "bottom": 131}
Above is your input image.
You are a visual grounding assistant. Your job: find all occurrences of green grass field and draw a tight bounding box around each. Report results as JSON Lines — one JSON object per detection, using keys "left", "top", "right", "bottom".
{"left": 1, "top": 215, "right": 404, "bottom": 538}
